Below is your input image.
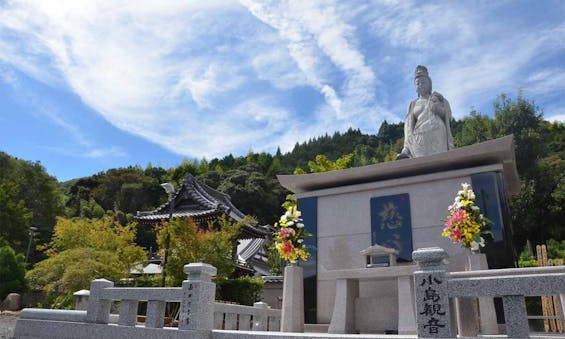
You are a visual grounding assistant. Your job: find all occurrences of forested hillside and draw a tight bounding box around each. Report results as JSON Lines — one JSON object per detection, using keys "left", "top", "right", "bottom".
{"left": 1, "top": 93, "right": 563, "bottom": 261}
{"left": 0, "top": 153, "right": 63, "bottom": 256}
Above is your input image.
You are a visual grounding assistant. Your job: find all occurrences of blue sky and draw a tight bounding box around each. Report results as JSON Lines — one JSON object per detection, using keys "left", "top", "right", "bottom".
{"left": 1, "top": 1, "right": 564, "bottom": 182}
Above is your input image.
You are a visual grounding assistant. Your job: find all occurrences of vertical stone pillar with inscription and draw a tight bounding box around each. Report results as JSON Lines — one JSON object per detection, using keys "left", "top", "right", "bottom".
{"left": 413, "top": 247, "right": 452, "bottom": 338}
{"left": 179, "top": 263, "right": 217, "bottom": 331}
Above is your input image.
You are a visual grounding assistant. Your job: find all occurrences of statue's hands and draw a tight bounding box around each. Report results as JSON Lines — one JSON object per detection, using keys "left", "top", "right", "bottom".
{"left": 430, "top": 92, "right": 445, "bottom": 117}
{"left": 431, "top": 92, "right": 444, "bottom": 102}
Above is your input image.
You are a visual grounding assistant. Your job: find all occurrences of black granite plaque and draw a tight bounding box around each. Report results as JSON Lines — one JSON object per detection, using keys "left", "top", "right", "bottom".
{"left": 370, "top": 193, "right": 413, "bottom": 263}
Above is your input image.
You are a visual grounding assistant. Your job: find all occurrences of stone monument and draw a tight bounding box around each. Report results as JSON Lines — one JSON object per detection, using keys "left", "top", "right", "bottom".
{"left": 276, "top": 66, "right": 520, "bottom": 333}
{"left": 397, "top": 65, "right": 454, "bottom": 160}
{"left": 278, "top": 135, "right": 520, "bottom": 332}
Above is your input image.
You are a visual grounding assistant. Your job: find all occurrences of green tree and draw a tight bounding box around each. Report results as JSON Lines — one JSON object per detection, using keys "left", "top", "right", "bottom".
{"left": 0, "top": 152, "right": 63, "bottom": 252}
{"left": 454, "top": 110, "right": 495, "bottom": 147}
{"left": 0, "top": 245, "right": 26, "bottom": 300}
{"left": 212, "top": 165, "right": 284, "bottom": 225}
{"left": 26, "top": 216, "right": 145, "bottom": 307}
{"left": 0, "top": 180, "right": 32, "bottom": 252}
{"left": 493, "top": 93, "right": 545, "bottom": 178}
{"left": 294, "top": 153, "right": 355, "bottom": 174}
{"left": 156, "top": 215, "right": 249, "bottom": 286}
{"left": 488, "top": 94, "right": 563, "bottom": 249}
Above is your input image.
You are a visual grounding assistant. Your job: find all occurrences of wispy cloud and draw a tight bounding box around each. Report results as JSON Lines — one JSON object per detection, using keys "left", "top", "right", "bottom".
{"left": 1, "top": 0, "right": 563, "bottom": 161}
{"left": 241, "top": 0, "right": 377, "bottom": 120}
{"left": 36, "top": 106, "right": 128, "bottom": 159}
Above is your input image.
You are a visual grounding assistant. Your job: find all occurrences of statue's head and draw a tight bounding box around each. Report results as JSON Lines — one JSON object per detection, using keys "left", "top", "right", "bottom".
{"left": 414, "top": 65, "right": 432, "bottom": 96}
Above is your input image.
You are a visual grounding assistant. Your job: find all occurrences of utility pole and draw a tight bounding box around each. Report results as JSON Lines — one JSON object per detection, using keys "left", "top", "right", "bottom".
{"left": 160, "top": 183, "right": 175, "bottom": 287}
{"left": 25, "top": 226, "right": 38, "bottom": 264}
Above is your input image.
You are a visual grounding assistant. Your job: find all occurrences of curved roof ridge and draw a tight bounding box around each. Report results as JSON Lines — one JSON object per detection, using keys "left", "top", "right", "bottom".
{"left": 198, "top": 180, "right": 247, "bottom": 220}
{"left": 146, "top": 183, "right": 184, "bottom": 215}
{"left": 182, "top": 173, "right": 219, "bottom": 211}
{"left": 239, "top": 238, "right": 266, "bottom": 261}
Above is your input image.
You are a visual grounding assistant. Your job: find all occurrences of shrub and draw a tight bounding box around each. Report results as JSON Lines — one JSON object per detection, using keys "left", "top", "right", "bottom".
{"left": 215, "top": 276, "right": 265, "bottom": 306}
{"left": 0, "top": 245, "right": 26, "bottom": 300}
{"left": 134, "top": 275, "right": 162, "bottom": 287}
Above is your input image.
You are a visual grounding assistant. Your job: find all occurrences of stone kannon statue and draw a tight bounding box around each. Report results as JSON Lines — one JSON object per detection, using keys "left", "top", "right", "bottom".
{"left": 396, "top": 65, "right": 454, "bottom": 159}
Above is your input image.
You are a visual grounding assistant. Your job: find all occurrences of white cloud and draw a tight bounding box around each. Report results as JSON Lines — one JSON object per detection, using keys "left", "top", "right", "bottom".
{"left": 251, "top": 46, "right": 308, "bottom": 90}
{"left": 546, "top": 114, "right": 565, "bottom": 123}
{"left": 1, "top": 0, "right": 564, "bottom": 162}
{"left": 84, "top": 146, "right": 127, "bottom": 158}
{"left": 240, "top": 0, "right": 376, "bottom": 119}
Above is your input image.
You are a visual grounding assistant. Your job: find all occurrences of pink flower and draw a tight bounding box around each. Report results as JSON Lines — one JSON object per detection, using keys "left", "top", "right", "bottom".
{"left": 449, "top": 228, "right": 461, "bottom": 241}
{"left": 279, "top": 228, "right": 296, "bottom": 238}
{"left": 281, "top": 241, "right": 294, "bottom": 254}
{"left": 446, "top": 209, "right": 467, "bottom": 228}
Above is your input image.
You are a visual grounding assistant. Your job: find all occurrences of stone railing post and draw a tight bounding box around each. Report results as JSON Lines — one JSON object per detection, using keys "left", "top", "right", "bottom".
{"left": 73, "top": 289, "right": 90, "bottom": 311}
{"left": 413, "top": 247, "right": 452, "bottom": 338}
{"left": 459, "top": 252, "right": 498, "bottom": 335}
{"left": 281, "top": 264, "right": 304, "bottom": 332}
{"left": 85, "top": 279, "right": 113, "bottom": 324}
{"left": 178, "top": 263, "right": 217, "bottom": 331}
{"left": 253, "top": 301, "right": 269, "bottom": 331}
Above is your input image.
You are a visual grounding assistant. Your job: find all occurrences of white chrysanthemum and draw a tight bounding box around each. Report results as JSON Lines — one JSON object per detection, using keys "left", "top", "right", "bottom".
{"left": 287, "top": 221, "right": 294, "bottom": 226}
{"left": 297, "top": 239, "right": 303, "bottom": 243}
{"left": 297, "top": 223, "right": 304, "bottom": 228}
{"left": 471, "top": 206, "right": 479, "bottom": 211}
{"left": 462, "top": 183, "right": 470, "bottom": 190}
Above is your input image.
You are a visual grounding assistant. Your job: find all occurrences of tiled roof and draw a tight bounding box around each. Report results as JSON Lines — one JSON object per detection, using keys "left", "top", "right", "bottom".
{"left": 135, "top": 173, "right": 271, "bottom": 239}
{"left": 262, "top": 275, "right": 283, "bottom": 283}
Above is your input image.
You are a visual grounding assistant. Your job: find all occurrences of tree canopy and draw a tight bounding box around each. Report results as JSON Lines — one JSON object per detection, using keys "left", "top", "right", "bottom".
{"left": 0, "top": 152, "right": 63, "bottom": 257}
{"left": 26, "top": 216, "right": 145, "bottom": 307}
{"left": 155, "top": 215, "right": 250, "bottom": 286}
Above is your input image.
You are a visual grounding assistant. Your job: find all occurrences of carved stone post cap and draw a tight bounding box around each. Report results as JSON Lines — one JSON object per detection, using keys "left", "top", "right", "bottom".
{"left": 412, "top": 247, "right": 448, "bottom": 266}
{"left": 90, "top": 279, "right": 114, "bottom": 287}
{"left": 184, "top": 262, "right": 217, "bottom": 278}
{"left": 73, "top": 289, "right": 90, "bottom": 296}
{"left": 254, "top": 302, "right": 269, "bottom": 309}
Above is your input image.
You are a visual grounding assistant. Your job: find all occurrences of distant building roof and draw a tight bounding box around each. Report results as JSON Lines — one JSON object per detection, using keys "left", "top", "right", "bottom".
{"left": 135, "top": 173, "right": 271, "bottom": 239}
{"left": 131, "top": 263, "right": 162, "bottom": 275}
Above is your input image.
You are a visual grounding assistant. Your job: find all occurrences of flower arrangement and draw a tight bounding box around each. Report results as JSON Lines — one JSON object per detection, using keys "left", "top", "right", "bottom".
{"left": 273, "top": 195, "right": 312, "bottom": 264}
{"left": 441, "top": 183, "right": 491, "bottom": 251}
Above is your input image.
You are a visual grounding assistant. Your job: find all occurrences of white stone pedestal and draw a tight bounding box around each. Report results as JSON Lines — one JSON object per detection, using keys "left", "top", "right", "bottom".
{"left": 281, "top": 265, "right": 304, "bottom": 332}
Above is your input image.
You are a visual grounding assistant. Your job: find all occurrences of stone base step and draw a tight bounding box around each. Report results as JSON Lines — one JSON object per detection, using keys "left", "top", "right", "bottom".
{"left": 304, "top": 323, "right": 330, "bottom": 333}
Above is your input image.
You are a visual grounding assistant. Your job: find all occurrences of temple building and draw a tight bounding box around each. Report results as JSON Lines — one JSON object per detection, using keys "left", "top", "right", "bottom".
{"left": 135, "top": 173, "right": 272, "bottom": 276}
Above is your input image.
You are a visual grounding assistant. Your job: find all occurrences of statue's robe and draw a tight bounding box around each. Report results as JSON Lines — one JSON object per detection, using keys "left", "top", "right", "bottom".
{"left": 402, "top": 92, "right": 454, "bottom": 158}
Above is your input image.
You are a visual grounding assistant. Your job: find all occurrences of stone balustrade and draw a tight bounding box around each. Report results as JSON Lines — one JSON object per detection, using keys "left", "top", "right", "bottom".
{"left": 13, "top": 254, "right": 565, "bottom": 339}
{"left": 214, "top": 301, "right": 280, "bottom": 331}
{"left": 414, "top": 247, "right": 565, "bottom": 338}
{"left": 13, "top": 262, "right": 279, "bottom": 339}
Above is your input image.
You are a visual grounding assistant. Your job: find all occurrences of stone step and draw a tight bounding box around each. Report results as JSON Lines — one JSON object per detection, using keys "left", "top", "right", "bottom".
{"left": 304, "top": 323, "right": 330, "bottom": 333}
